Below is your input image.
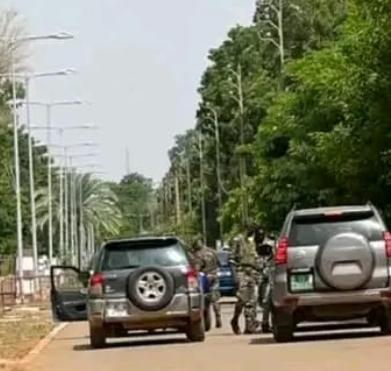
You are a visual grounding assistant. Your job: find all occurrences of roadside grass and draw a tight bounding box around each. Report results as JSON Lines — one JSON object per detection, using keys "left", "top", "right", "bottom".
{"left": 0, "top": 305, "right": 54, "bottom": 361}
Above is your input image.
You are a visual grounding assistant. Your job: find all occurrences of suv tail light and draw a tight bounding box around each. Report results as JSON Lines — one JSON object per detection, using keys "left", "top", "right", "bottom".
{"left": 275, "top": 237, "right": 289, "bottom": 265}
{"left": 186, "top": 267, "right": 199, "bottom": 291}
{"left": 384, "top": 232, "right": 391, "bottom": 258}
{"left": 89, "top": 272, "right": 104, "bottom": 296}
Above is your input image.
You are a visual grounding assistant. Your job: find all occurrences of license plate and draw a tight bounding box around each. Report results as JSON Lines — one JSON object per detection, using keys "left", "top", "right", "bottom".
{"left": 106, "top": 304, "right": 128, "bottom": 318}
{"left": 290, "top": 273, "right": 313, "bottom": 292}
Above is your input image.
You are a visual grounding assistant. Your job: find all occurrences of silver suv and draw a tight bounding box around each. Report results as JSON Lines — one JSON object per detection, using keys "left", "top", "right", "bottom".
{"left": 271, "top": 205, "right": 391, "bottom": 342}
{"left": 51, "top": 237, "right": 205, "bottom": 348}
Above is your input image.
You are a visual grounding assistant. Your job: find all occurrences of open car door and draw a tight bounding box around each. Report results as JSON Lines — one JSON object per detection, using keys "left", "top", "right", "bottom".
{"left": 50, "top": 266, "right": 88, "bottom": 321}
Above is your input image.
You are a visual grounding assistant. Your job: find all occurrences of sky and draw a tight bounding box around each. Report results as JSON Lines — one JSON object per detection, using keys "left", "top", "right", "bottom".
{"left": 4, "top": 0, "right": 254, "bottom": 182}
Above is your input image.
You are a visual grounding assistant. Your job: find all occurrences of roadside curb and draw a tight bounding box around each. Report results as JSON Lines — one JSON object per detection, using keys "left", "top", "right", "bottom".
{"left": 0, "top": 322, "right": 68, "bottom": 367}
{"left": 21, "top": 322, "right": 68, "bottom": 364}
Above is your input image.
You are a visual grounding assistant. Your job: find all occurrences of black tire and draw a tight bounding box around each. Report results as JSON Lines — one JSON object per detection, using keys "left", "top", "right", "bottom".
{"left": 127, "top": 266, "right": 175, "bottom": 311}
{"left": 90, "top": 325, "right": 106, "bottom": 349}
{"left": 186, "top": 319, "right": 205, "bottom": 342}
{"left": 380, "top": 307, "right": 391, "bottom": 335}
{"left": 204, "top": 305, "right": 212, "bottom": 332}
{"left": 272, "top": 308, "right": 294, "bottom": 343}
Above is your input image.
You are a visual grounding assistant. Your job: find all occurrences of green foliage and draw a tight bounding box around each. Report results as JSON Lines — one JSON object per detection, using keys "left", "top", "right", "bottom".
{"left": 112, "top": 173, "right": 154, "bottom": 237}
{"left": 157, "top": 0, "right": 391, "bottom": 241}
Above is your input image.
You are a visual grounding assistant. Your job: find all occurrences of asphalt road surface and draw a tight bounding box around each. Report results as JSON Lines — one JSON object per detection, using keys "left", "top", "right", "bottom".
{"left": 31, "top": 304, "right": 391, "bottom": 371}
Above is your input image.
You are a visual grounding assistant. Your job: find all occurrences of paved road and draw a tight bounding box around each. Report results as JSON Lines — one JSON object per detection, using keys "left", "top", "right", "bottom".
{"left": 31, "top": 305, "right": 391, "bottom": 371}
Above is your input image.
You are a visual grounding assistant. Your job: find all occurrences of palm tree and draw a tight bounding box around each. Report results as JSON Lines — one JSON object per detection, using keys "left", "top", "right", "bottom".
{"left": 35, "top": 171, "right": 123, "bottom": 265}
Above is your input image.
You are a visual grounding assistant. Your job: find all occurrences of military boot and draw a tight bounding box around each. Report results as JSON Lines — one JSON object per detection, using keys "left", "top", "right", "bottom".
{"left": 230, "top": 304, "right": 242, "bottom": 335}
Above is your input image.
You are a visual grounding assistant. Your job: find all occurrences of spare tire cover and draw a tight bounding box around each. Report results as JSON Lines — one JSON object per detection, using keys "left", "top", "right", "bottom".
{"left": 127, "top": 266, "right": 175, "bottom": 311}
{"left": 317, "top": 233, "right": 374, "bottom": 290}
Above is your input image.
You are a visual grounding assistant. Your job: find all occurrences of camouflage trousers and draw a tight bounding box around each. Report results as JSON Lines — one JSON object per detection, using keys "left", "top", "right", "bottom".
{"left": 208, "top": 275, "right": 222, "bottom": 323}
{"left": 232, "top": 272, "right": 259, "bottom": 333}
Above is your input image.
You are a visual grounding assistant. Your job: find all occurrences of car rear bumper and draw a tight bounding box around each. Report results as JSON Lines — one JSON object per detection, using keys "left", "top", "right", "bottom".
{"left": 273, "top": 288, "right": 391, "bottom": 308}
{"left": 88, "top": 292, "right": 202, "bottom": 328}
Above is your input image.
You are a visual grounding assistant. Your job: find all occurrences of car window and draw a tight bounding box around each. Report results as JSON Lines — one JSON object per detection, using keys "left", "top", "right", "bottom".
{"left": 289, "top": 215, "right": 384, "bottom": 246}
{"left": 101, "top": 242, "right": 188, "bottom": 271}
{"left": 53, "top": 268, "right": 84, "bottom": 290}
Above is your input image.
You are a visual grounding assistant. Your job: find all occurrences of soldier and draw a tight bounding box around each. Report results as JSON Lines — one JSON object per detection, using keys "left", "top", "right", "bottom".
{"left": 254, "top": 225, "right": 274, "bottom": 333}
{"left": 191, "top": 238, "right": 222, "bottom": 328}
{"left": 230, "top": 229, "right": 261, "bottom": 335}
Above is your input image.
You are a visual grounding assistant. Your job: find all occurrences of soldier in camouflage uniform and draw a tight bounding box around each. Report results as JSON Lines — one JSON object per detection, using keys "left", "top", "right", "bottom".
{"left": 254, "top": 226, "right": 275, "bottom": 333}
{"left": 191, "top": 239, "right": 222, "bottom": 328}
{"left": 230, "top": 231, "right": 261, "bottom": 335}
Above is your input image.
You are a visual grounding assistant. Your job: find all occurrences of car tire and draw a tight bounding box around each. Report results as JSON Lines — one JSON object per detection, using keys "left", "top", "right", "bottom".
{"left": 90, "top": 325, "right": 106, "bottom": 349}
{"left": 127, "top": 266, "right": 175, "bottom": 311}
{"left": 380, "top": 307, "right": 391, "bottom": 335}
{"left": 186, "top": 319, "right": 205, "bottom": 342}
{"left": 204, "top": 304, "right": 212, "bottom": 332}
{"left": 272, "top": 308, "right": 294, "bottom": 343}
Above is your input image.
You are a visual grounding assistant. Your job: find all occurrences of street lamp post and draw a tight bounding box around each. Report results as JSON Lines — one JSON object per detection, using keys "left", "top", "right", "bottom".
{"left": 71, "top": 163, "right": 101, "bottom": 268}
{"left": 29, "top": 100, "right": 83, "bottom": 265}
{"left": 228, "top": 64, "right": 249, "bottom": 228}
{"left": 256, "top": 0, "right": 301, "bottom": 88}
{"left": 3, "top": 69, "right": 76, "bottom": 277}
{"left": 204, "top": 106, "right": 224, "bottom": 246}
{"left": 1, "top": 31, "right": 74, "bottom": 298}
{"left": 32, "top": 125, "right": 97, "bottom": 263}
{"left": 198, "top": 133, "right": 207, "bottom": 245}
{"left": 51, "top": 149, "right": 98, "bottom": 265}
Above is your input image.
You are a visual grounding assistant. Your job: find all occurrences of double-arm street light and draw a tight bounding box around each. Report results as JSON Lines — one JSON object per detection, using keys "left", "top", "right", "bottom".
{"left": 50, "top": 144, "right": 98, "bottom": 265}
{"left": 227, "top": 64, "right": 249, "bottom": 228}
{"left": 29, "top": 100, "right": 84, "bottom": 264}
{"left": 204, "top": 105, "right": 224, "bottom": 246}
{"left": 32, "top": 126, "right": 97, "bottom": 263}
{"left": 2, "top": 69, "right": 76, "bottom": 280}
{"left": 256, "top": 0, "right": 302, "bottom": 86}
{"left": 70, "top": 162, "right": 101, "bottom": 268}
{"left": 1, "top": 31, "right": 73, "bottom": 295}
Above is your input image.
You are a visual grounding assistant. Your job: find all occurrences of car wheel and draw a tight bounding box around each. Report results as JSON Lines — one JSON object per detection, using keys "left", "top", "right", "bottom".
{"left": 380, "top": 307, "right": 391, "bottom": 335}
{"left": 272, "top": 308, "right": 294, "bottom": 343}
{"left": 127, "top": 266, "right": 175, "bottom": 311}
{"left": 90, "top": 325, "right": 106, "bottom": 349}
{"left": 186, "top": 319, "right": 205, "bottom": 342}
{"left": 204, "top": 304, "right": 212, "bottom": 332}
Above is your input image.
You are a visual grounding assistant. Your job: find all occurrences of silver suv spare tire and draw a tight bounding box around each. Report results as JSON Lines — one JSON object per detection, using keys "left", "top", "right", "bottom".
{"left": 128, "top": 266, "right": 175, "bottom": 311}
{"left": 317, "top": 233, "right": 375, "bottom": 290}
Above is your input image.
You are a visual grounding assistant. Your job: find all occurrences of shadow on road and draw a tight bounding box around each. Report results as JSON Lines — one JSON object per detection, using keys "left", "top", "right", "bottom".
{"left": 250, "top": 327, "right": 384, "bottom": 346}
{"left": 73, "top": 337, "right": 189, "bottom": 351}
{"left": 54, "top": 335, "right": 89, "bottom": 342}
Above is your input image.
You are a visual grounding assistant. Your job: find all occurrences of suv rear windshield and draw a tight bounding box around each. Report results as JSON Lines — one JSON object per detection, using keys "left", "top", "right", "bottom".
{"left": 101, "top": 240, "right": 188, "bottom": 271}
{"left": 289, "top": 212, "right": 384, "bottom": 246}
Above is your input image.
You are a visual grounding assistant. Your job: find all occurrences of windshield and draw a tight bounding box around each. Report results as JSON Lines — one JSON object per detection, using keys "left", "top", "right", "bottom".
{"left": 101, "top": 241, "right": 188, "bottom": 271}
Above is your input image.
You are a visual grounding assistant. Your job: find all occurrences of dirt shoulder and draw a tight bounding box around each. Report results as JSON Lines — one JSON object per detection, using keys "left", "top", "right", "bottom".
{"left": 0, "top": 305, "right": 54, "bottom": 362}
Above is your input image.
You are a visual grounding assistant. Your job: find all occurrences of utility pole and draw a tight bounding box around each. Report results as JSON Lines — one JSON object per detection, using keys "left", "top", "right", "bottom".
{"left": 256, "top": 0, "right": 303, "bottom": 89}
{"left": 198, "top": 133, "right": 207, "bottom": 245}
{"left": 185, "top": 157, "right": 192, "bottom": 215}
{"left": 174, "top": 172, "right": 182, "bottom": 225}
{"left": 24, "top": 77, "right": 39, "bottom": 280}
{"left": 64, "top": 149, "right": 69, "bottom": 263}
{"left": 125, "top": 147, "right": 131, "bottom": 175}
{"left": 4, "top": 31, "right": 74, "bottom": 301}
{"left": 78, "top": 176, "right": 84, "bottom": 269}
{"left": 228, "top": 64, "right": 249, "bottom": 228}
{"left": 205, "top": 105, "right": 224, "bottom": 244}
